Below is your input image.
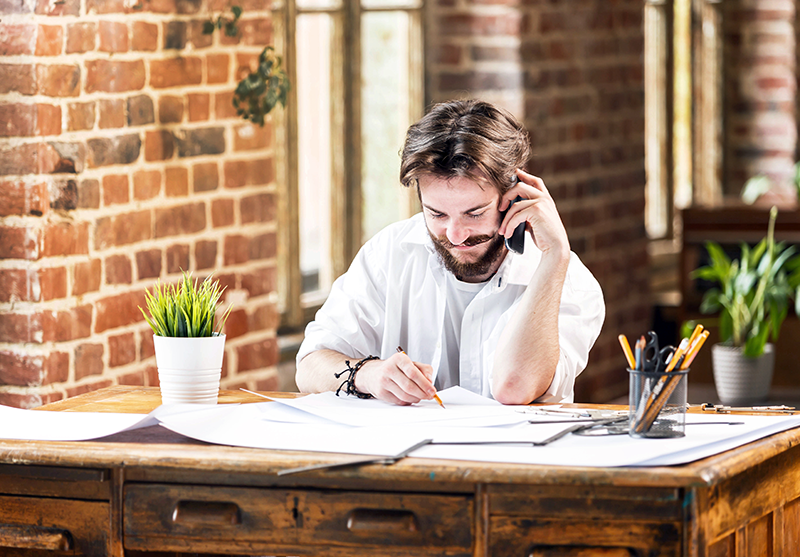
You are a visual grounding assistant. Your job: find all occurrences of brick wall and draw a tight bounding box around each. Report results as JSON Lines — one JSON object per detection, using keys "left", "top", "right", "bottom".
{"left": 0, "top": 0, "right": 280, "bottom": 408}
{"left": 428, "top": 0, "right": 649, "bottom": 402}
{"left": 723, "top": 0, "right": 796, "bottom": 198}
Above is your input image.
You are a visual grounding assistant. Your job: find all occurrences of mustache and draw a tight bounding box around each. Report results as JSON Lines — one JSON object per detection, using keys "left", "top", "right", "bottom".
{"left": 432, "top": 234, "right": 494, "bottom": 249}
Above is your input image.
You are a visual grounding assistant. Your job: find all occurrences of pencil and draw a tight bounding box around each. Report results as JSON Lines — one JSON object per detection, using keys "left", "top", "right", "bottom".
{"left": 396, "top": 346, "right": 445, "bottom": 409}
{"left": 618, "top": 334, "right": 636, "bottom": 369}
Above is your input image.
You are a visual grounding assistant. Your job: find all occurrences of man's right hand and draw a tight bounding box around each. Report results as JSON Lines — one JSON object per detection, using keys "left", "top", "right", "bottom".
{"left": 354, "top": 352, "right": 437, "bottom": 405}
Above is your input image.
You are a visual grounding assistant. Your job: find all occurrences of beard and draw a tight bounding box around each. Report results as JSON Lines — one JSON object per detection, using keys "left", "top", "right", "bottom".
{"left": 429, "top": 230, "right": 507, "bottom": 281}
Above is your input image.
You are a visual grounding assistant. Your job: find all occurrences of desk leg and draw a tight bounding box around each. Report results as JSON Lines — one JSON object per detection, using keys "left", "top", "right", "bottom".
{"left": 475, "top": 484, "right": 488, "bottom": 557}
{"left": 111, "top": 468, "right": 125, "bottom": 557}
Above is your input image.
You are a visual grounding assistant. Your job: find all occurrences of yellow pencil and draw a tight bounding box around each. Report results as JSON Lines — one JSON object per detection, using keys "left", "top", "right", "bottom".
{"left": 397, "top": 346, "right": 445, "bottom": 409}
{"left": 618, "top": 334, "right": 636, "bottom": 369}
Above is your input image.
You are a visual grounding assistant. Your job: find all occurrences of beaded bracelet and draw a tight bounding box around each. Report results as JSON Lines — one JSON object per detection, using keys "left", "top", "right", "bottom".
{"left": 335, "top": 355, "right": 379, "bottom": 399}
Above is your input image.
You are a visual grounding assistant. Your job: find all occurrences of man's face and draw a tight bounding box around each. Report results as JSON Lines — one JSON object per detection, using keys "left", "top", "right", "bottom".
{"left": 418, "top": 174, "right": 507, "bottom": 282}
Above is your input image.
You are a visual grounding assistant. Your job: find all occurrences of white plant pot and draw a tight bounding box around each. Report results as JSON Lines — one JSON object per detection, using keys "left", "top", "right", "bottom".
{"left": 711, "top": 343, "right": 775, "bottom": 405}
{"left": 153, "top": 335, "right": 226, "bottom": 404}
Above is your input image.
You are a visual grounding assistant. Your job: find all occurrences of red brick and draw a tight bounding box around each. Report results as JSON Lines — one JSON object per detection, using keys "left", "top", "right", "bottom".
{"left": 105, "top": 254, "right": 132, "bottom": 284}
{"left": 0, "top": 63, "right": 36, "bottom": 95}
{"left": 0, "top": 269, "right": 31, "bottom": 302}
{"left": 211, "top": 198, "right": 234, "bottom": 228}
{"left": 165, "top": 166, "right": 188, "bottom": 197}
{"left": 248, "top": 303, "right": 278, "bottom": 332}
{"left": 133, "top": 169, "right": 161, "bottom": 200}
{"left": 249, "top": 233, "right": 276, "bottom": 261}
{"left": 95, "top": 210, "right": 151, "bottom": 249}
{"left": 224, "top": 309, "right": 248, "bottom": 339}
{"left": 109, "top": 332, "right": 136, "bottom": 367}
{"left": 158, "top": 95, "right": 184, "bottom": 123}
{"left": 0, "top": 180, "right": 47, "bottom": 217}
{"left": 255, "top": 374, "right": 279, "bottom": 392}
{"left": 118, "top": 370, "right": 146, "bottom": 385}
{"left": 193, "top": 161, "right": 218, "bottom": 192}
{"left": 0, "top": 392, "right": 62, "bottom": 409}
{"left": 67, "top": 101, "right": 95, "bottom": 131}
{"left": 78, "top": 178, "right": 100, "bottom": 208}
{"left": 235, "top": 53, "right": 259, "bottom": 80}
{"left": 102, "top": 173, "right": 129, "bottom": 206}
{"left": 35, "top": 24, "right": 63, "bottom": 56}
{"left": 66, "top": 22, "right": 96, "bottom": 53}
{"left": 241, "top": 267, "right": 276, "bottom": 297}
{"left": 95, "top": 290, "right": 145, "bottom": 333}
{"left": 238, "top": 18, "right": 272, "bottom": 46}
{"left": 188, "top": 93, "right": 210, "bottom": 122}
{"left": 98, "top": 98, "right": 125, "bottom": 129}
{"left": 140, "top": 328, "right": 155, "bottom": 360}
{"left": 145, "top": 129, "right": 174, "bottom": 161}
{"left": 42, "top": 304, "right": 92, "bottom": 342}
{"left": 223, "top": 160, "right": 247, "bottom": 188}
{"left": 0, "top": 24, "right": 36, "bottom": 55}
{"left": 39, "top": 266, "right": 67, "bottom": 300}
{"left": 74, "top": 343, "right": 104, "bottom": 379}
{"left": 247, "top": 158, "right": 274, "bottom": 185}
{"left": 214, "top": 91, "right": 238, "bottom": 119}
{"left": 45, "top": 351, "right": 69, "bottom": 384}
{"left": 154, "top": 202, "right": 206, "bottom": 237}
{"left": 187, "top": 20, "right": 212, "bottom": 49}
{"left": 195, "top": 240, "right": 217, "bottom": 270}
{"left": 166, "top": 244, "right": 189, "bottom": 274}
{"left": 85, "top": 59, "right": 145, "bottom": 93}
{"left": 73, "top": 258, "right": 101, "bottom": 296}
{"left": 38, "top": 141, "right": 85, "bottom": 174}
{"left": 234, "top": 122, "right": 271, "bottom": 151}
{"left": 36, "top": 64, "right": 80, "bottom": 96}
{"left": 99, "top": 20, "right": 128, "bottom": 53}
{"left": 86, "top": 0, "right": 126, "bottom": 14}
{"left": 136, "top": 248, "right": 162, "bottom": 279}
{"left": 131, "top": 21, "right": 158, "bottom": 51}
{"left": 149, "top": 57, "right": 202, "bottom": 89}
{"left": 0, "top": 225, "right": 40, "bottom": 260}
{"left": 206, "top": 54, "right": 229, "bottom": 84}
{"left": 240, "top": 192, "right": 276, "bottom": 224}
{"left": 37, "top": 0, "right": 80, "bottom": 16}
{"left": 0, "top": 103, "right": 35, "bottom": 137}
{"left": 37, "top": 104, "right": 61, "bottom": 136}
{"left": 0, "top": 351, "right": 44, "bottom": 386}
{"left": 236, "top": 337, "right": 278, "bottom": 371}
{"left": 49, "top": 178, "right": 77, "bottom": 211}
{"left": 0, "top": 312, "right": 43, "bottom": 343}
{"left": 224, "top": 234, "right": 249, "bottom": 265}
{"left": 42, "top": 221, "right": 89, "bottom": 257}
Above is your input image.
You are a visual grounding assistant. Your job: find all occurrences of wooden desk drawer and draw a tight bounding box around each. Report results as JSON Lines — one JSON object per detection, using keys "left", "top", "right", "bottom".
{"left": 124, "top": 483, "right": 473, "bottom": 556}
{"left": 0, "top": 495, "right": 110, "bottom": 556}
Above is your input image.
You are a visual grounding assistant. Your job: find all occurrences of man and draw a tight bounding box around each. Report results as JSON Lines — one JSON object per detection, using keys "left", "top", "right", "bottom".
{"left": 296, "top": 100, "right": 604, "bottom": 405}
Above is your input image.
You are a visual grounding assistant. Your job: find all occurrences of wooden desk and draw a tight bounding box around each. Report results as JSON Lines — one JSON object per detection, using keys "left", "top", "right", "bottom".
{"left": 1, "top": 386, "right": 798, "bottom": 556}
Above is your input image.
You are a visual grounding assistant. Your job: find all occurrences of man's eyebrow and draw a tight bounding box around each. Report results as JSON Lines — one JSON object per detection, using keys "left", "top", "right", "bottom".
{"left": 422, "top": 202, "right": 493, "bottom": 215}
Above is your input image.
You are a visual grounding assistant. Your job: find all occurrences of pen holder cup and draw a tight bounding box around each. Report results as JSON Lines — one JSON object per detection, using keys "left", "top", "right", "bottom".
{"left": 628, "top": 368, "right": 688, "bottom": 438}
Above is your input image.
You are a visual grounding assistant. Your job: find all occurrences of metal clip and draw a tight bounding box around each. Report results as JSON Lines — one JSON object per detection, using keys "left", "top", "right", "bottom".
{"left": 700, "top": 403, "right": 797, "bottom": 414}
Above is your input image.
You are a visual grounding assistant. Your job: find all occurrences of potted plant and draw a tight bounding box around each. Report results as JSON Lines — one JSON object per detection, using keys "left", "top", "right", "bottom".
{"left": 139, "top": 271, "right": 233, "bottom": 404}
{"left": 692, "top": 206, "right": 800, "bottom": 404}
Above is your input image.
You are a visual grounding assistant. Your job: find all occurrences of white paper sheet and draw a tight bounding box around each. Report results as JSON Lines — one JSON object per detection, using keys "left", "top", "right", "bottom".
{"left": 0, "top": 405, "right": 159, "bottom": 441}
{"left": 258, "top": 386, "right": 537, "bottom": 428}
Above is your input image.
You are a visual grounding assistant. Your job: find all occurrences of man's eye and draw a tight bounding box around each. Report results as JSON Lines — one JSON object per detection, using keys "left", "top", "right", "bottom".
{"left": 429, "top": 211, "right": 445, "bottom": 219}
{"left": 467, "top": 212, "right": 484, "bottom": 219}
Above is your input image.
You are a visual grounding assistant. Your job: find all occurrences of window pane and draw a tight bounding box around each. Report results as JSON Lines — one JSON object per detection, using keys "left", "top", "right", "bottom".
{"left": 297, "top": 14, "right": 334, "bottom": 294}
{"left": 298, "top": 0, "right": 342, "bottom": 10}
{"left": 362, "top": 0, "right": 421, "bottom": 10}
{"left": 361, "top": 11, "right": 415, "bottom": 241}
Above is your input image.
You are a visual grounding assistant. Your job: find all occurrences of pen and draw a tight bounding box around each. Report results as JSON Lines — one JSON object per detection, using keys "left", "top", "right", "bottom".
{"left": 396, "top": 346, "right": 445, "bottom": 409}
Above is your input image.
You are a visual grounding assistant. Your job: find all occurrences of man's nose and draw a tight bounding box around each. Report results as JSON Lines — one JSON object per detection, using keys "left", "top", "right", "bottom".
{"left": 446, "top": 221, "right": 470, "bottom": 246}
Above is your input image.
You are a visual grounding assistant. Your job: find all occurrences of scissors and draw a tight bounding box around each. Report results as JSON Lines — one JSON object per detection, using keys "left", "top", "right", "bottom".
{"left": 641, "top": 331, "right": 675, "bottom": 372}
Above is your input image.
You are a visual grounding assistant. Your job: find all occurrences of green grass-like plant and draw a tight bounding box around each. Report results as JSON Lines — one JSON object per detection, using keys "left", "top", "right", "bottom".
{"left": 139, "top": 272, "right": 233, "bottom": 338}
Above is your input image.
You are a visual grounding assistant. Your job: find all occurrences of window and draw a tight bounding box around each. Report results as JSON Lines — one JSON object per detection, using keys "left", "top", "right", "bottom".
{"left": 276, "top": 0, "right": 424, "bottom": 331}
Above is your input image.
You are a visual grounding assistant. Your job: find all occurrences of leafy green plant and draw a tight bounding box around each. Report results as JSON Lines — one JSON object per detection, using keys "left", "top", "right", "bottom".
{"left": 693, "top": 206, "right": 800, "bottom": 357}
{"left": 139, "top": 272, "right": 233, "bottom": 338}
{"left": 203, "top": 6, "right": 290, "bottom": 126}
{"left": 741, "top": 162, "right": 800, "bottom": 205}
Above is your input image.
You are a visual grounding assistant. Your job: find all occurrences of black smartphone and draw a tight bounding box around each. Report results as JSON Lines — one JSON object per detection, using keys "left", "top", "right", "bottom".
{"left": 503, "top": 196, "right": 526, "bottom": 254}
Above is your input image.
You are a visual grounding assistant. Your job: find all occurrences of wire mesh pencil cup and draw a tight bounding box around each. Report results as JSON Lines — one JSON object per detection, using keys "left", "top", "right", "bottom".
{"left": 628, "top": 367, "right": 688, "bottom": 438}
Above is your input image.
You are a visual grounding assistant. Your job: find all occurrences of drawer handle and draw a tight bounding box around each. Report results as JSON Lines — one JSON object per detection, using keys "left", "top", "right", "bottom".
{"left": 530, "top": 547, "right": 635, "bottom": 557}
{"left": 346, "top": 509, "right": 419, "bottom": 533}
{"left": 172, "top": 500, "right": 242, "bottom": 526}
{"left": 0, "top": 524, "right": 73, "bottom": 551}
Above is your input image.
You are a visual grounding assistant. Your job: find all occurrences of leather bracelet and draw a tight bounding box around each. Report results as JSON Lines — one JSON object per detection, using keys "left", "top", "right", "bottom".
{"left": 335, "top": 355, "right": 379, "bottom": 399}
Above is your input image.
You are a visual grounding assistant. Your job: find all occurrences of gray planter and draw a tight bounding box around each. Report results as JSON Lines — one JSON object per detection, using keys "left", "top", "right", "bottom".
{"left": 711, "top": 343, "right": 775, "bottom": 405}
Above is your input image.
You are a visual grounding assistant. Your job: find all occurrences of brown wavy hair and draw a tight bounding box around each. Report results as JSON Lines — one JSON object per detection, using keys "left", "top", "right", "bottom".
{"left": 400, "top": 99, "right": 531, "bottom": 194}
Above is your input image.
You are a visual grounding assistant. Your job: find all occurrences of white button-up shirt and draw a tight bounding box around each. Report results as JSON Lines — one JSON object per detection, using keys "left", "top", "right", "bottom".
{"left": 297, "top": 213, "right": 605, "bottom": 402}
